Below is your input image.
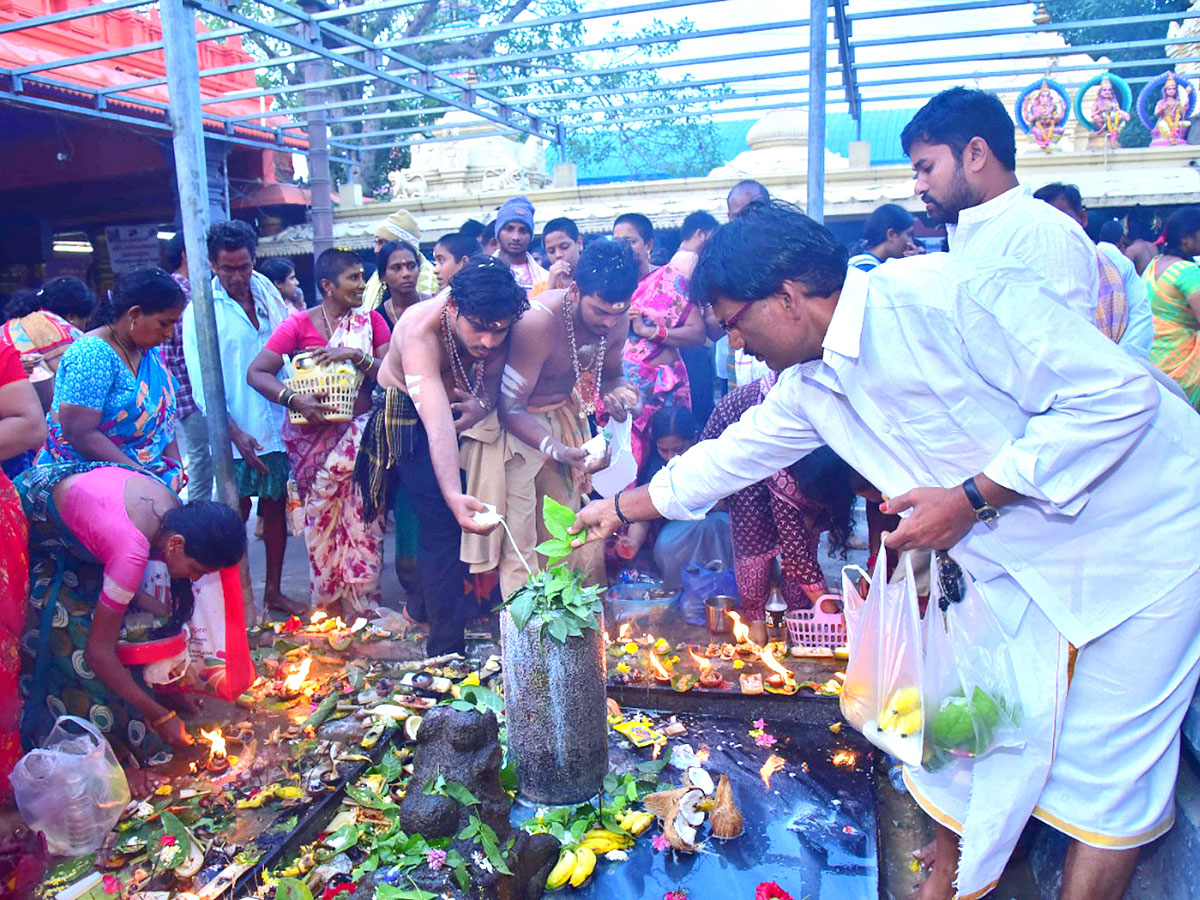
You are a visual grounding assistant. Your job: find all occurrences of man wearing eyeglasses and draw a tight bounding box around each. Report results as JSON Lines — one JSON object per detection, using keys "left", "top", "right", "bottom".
{"left": 572, "top": 200, "right": 1200, "bottom": 900}
{"left": 182, "top": 219, "right": 300, "bottom": 616}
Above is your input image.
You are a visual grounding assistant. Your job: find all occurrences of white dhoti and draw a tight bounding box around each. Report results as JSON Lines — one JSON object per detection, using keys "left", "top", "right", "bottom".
{"left": 905, "top": 565, "right": 1200, "bottom": 899}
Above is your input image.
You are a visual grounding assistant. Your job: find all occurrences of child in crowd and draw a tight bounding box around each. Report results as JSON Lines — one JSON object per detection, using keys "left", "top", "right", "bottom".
{"left": 259, "top": 258, "right": 306, "bottom": 312}
{"left": 432, "top": 233, "right": 477, "bottom": 292}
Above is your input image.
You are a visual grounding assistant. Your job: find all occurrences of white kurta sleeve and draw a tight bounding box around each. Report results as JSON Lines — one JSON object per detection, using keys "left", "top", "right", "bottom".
{"left": 180, "top": 303, "right": 206, "bottom": 418}
{"left": 648, "top": 368, "right": 823, "bottom": 520}
{"left": 954, "top": 268, "right": 1160, "bottom": 515}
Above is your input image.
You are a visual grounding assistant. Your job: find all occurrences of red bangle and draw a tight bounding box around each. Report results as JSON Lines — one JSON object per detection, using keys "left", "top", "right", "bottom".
{"left": 655, "top": 324, "right": 668, "bottom": 342}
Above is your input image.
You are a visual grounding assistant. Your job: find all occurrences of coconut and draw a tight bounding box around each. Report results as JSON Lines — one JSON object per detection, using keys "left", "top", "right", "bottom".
{"left": 677, "top": 788, "right": 705, "bottom": 828}
{"left": 683, "top": 767, "right": 715, "bottom": 795}
{"left": 643, "top": 787, "right": 689, "bottom": 820}
{"left": 709, "top": 775, "right": 744, "bottom": 840}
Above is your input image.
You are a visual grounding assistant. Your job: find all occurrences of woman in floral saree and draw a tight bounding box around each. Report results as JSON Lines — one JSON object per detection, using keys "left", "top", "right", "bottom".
{"left": 248, "top": 249, "right": 391, "bottom": 617}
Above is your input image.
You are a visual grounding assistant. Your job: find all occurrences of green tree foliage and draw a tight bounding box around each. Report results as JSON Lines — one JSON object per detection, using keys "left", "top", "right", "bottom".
{"left": 1046, "top": 0, "right": 1192, "bottom": 146}
{"left": 220, "top": 0, "right": 726, "bottom": 191}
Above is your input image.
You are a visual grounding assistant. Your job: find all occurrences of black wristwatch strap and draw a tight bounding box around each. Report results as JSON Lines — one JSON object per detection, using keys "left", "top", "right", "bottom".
{"left": 614, "top": 489, "right": 631, "bottom": 526}
{"left": 961, "top": 476, "right": 998, "bottom": 522}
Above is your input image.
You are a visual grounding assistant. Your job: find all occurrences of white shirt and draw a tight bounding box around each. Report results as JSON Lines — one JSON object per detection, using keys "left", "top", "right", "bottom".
{"left": 948, "top": 184, "right": 1098, "bottom": 324}
{"left": 182, "top": 271, "right": 289, "bottom": 458}
{"left": 649, "top": 258, "right": 1200, "bottom": 646}
{"left": 1098, "top": 241, "right": 1154, "bottom": 359}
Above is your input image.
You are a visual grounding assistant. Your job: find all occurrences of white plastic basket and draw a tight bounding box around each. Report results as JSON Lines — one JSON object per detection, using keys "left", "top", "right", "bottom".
{"left": 283, "top": 352, "right": 361, "bottom": 424}
{"left": 785, "top": 593, "right": 847, "bottom": 650}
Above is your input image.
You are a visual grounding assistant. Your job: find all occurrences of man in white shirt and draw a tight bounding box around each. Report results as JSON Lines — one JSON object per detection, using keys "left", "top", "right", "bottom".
{"left": 571, "top": 202, "right": 1200, "bottom": 900}
{"left": 1028, "top": 182, "right": 1154, "bottom": 358}
{"left": 902, "top": 87, "right": 1099, "bottom": 324}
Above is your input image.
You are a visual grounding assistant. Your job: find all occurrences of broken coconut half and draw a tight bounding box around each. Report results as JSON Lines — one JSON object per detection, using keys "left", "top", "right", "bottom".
{"left": 644, "top": 786, "right": 706, "bottom": 852}
{"left": 709, "top": 774, "right": 744, "bottom": 840}
{"left": 683, "top": 766, "right": 714, "bottom": 796}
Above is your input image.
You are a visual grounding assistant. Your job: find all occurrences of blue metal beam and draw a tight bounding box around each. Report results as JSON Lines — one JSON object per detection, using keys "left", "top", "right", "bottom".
{"left": 0, "top": 0, "right": 148, "bottom": 36}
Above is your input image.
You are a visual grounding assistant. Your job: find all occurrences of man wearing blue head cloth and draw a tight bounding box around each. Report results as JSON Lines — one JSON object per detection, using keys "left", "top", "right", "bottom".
{"left": 492, "top": 196, "right": 548, "bottom": 297}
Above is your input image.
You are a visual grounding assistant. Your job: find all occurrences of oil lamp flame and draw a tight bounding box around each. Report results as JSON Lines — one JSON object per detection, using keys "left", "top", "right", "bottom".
{"left": 283, "top": 658, "right": 312, "bottom": 693}
{"left": 652, "top": 741, "right": 662, "bottom": 760}
{"left": 758, "top": 646, "right": 796, "bottom": 686}
{"left": 617, "top": 623, "right": 632, "bottom": 641}
{"left": 648, "top": 650, "right": 671, "bottom": 681}
{"left": 727, "top": 610, "right": 751, "bottom": 645}
{"left": 199, "top": 727, "right": 226, "bottom": 760}
{"left": 695, "top": 746, "right": 711, "bottom": 764}
{"left": 832, "top": 749, "right": 857, "bottom": 768}
{"left": 333, "top": 616, "right": 347, "bottom": 630}
{"left": 760, "top": 753, "right": 785, "bottom": 790}
{"left": 687, "top": 647, "right": 712, "bottom": 672}
{"left": 310, "top": 610, "right": 328, "bottom": 626}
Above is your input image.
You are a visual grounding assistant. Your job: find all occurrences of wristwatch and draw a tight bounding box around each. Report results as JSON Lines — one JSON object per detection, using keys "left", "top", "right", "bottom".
{"left": 961, "top": 477, "right": 999, "bottom": 524}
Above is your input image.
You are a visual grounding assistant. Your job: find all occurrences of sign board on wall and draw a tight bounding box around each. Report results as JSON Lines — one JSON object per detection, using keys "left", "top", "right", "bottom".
{"left": 105, "top": 224, "right": 161, "bottom": 274}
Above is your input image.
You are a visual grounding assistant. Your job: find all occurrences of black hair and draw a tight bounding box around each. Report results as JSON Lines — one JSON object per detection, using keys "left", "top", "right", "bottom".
{"left": 574, "top": 240, "right": 640, "bottom": 304}
{"left": 481, "top": 221, "right": 497, "bottom": 244}
{"left": 434, "top": 232, "right": 478, "bottom": 263}
{"left": 161, "top": 500, "right": 248, "bottom": 570}
{"left": 449, "top": 256, "right": 530, "bottom": 323}
{"left": 543, "top": 216, "right": 580, "bottom": 243}
{"left": 164, "top": 232, "right": 187, "bottom": 272}
{"left": 861, "top": 203, "right": 914, "bottom": 248}
{"left": 613, "top": 212, "right": 654, "bottom": 244}
{"left": 636, "top": 405, "right": 698, "bottom": 486}
{"left": 89, "top": 267, "right": 185, "bottom": 328}
{"left": 4, "top": 276, "right": 94, "bottom": 322}
{"left": 1032, "top": 182, "right": 1084, "bottom": 214}
{"left": 1097, "top": 218, "right": 1125, "bottom": 245}
{"left": 729, "top": 179, "right": 769, "bottom": 202}
{"left": 690, "top": 199, "right": 848, "bottom": 307}
{"left": 459, "top": 219, "right": 485, "bottom": 242}
{"left": 376, "top": 239, "right": 420, "bottom": 281}
{"left": 258, "top": 257, "right": 295, "bottom": 286}
{"left": 1162, "top": 207, "right": 1200, "bottom": 258}
{"left": 787, "top": 447, "right": 856, "bottom": 559}
{"left": 680, "top": 210, "right": 719, "bottom": 242}
{"left": 901, "top": 86, "right": 1017, "bottom": 172}
{"left": 315, "top": 248, "right": 363, "bottom": 294}
{"left": 1127, "top": 207, "right": 1159, "bottom": 243}
{"left": 206, "top": 219, "right": 258, "bottom": 262}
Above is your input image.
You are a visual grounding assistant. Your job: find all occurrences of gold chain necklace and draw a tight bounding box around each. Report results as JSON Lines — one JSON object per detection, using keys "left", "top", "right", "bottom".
{"left": 440, "top": 303, "right": 489, "bottom": 410}
{"left": 562, "top": 295, "right": 605, "bottom": 415}
{"left": 108, "top": 325, "right": 140, "bottom": 375}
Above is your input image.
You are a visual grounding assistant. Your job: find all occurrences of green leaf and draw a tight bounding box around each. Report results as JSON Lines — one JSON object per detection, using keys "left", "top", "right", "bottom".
{"left": 155, "top": 811, "right": 191, "bottom": 871}
{"left": 547, "top": 615, "right": 570, "bottom": 643}
{"left": 508, "top": 589, "right": 537, "bottom": 632}
{"left": 443, "top": 780, "right": 480, "bottom": 808}
{"left": 535, "top": 537, "right": 575, "bottom": 564}
{"left": 375, "top": 886, "right": 438, "bottom": 900}
{"left": 541, "top": 496, "right": 577, "bottom": 540}
{"left": 453, "top": 863, "right": 471, "bottom": 894}
{"left": 275, "top": 878, "right": 314, "bottom": 900}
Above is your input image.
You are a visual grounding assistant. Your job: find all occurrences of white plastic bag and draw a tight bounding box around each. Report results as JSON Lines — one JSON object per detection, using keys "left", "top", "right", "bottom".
{"left": 840, "top": 563, "right": 870, "bottom": 651}
{"left": 9, "top": 716, "right": 130, "bottom": 856}
{"left": 920, "top": 554, "right": 1024, "bottom": 770}
{"left": 839, "top": 551, "right": 925, "bottom": 766}
{"left": 589, "top": 415, "right": 636, "bottom": 497}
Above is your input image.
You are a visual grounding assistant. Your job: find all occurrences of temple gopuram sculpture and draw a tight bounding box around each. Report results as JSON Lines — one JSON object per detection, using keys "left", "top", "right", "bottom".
{"left": 1017, "top": 79, "right": 1068, "bottom": 152}
{"left": 1138, "top": 71, "right": 1195, "bottom": 147}
{"left": 1077, "top": 74, "right": 1132, "bottom": 148}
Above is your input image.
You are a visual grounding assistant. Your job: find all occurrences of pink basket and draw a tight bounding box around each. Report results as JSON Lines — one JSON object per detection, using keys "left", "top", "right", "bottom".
{"left": 785, "top": 594, "right": 847, "bottom": 650}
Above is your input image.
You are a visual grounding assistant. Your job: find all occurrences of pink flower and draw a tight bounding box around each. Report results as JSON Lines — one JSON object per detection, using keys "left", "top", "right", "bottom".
{"left": 755, "top": 733, "right": 777, "bottom": 748}
{"left": 753, "top": 718, "right": 766, "bottom": 730}
{"left": 652, "top": 833, "right": 671, "bottom": 853}
{"left": 427, "top": 848, "right": 447, "bottom": 871}
{"left": 102, "top": 874, "right": 123, "bottom": 895}
{"left": 159, "top": 834, "right": 176, "bottom": 846}
{"left": 665, "top": 891, "right": 689, "bottom": 900}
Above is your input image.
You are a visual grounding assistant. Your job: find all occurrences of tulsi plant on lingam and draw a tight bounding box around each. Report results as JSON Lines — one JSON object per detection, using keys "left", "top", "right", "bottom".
{"left": 502, "top": 497, "right": 604, "bottom": 643}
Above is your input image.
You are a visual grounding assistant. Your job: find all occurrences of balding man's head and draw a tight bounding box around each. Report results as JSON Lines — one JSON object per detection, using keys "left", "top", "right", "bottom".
{"left": 727, "top": 180, "right": 770, "bottom": 220}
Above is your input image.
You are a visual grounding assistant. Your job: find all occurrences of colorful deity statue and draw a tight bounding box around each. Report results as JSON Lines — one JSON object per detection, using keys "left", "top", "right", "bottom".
{"left": 1090, "top": 76, "right": 1130, "bottom": 145}
{"left": 1023, "top": 81, "right": 1066, "bottom": 151}
{"left": 1153, "top": 72, "right": 1191, "bottom": 145}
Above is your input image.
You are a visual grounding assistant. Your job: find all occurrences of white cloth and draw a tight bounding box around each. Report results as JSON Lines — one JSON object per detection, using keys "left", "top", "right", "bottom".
{"left": 491, "top": 249, "right": 548, "bottom": 294}
{"left": 947, "top": 184, "right": 1098, "bottom": 324}
{"left": 731, "top": 347, "right": 772, "bottom": 386}
{"left": 1098, "top": 241, "right": 1154, "bottom": 358}
{"left": 648, "top": 257, "right": 1200, "bottom": 647}
{"left": 182, "top": 270, "right": 289, "bottom": 458}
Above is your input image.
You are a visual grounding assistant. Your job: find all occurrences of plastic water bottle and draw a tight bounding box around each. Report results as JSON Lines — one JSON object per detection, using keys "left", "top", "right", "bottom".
{"left": 765, "top": 584, "right": 787, "bottom": 644}
{"left": 60, "top": 769, "right": 97, "bottom": 856}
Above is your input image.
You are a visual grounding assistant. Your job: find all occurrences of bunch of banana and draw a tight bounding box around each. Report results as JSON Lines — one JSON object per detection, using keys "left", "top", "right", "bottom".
{"left": 577, "top": 828, "right": 634, "bottom": 854}
{"left": 878, "top": 686, "right": 923, "bottom": 737}
{"left": 545, "top": 845, "right": 600, "bottom": 890}
{"left": 615, "top": 810, "right": 654, "bottom": 835}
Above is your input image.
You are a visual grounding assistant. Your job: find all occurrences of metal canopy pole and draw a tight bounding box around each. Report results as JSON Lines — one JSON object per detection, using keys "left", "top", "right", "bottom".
{"left": 300, "top": 4, "right": 334, "bottom": 263}
{"left": 807, "top": 0, "right": 827, "bottom": 223}
{"left": 159, "top": 0, "right": 238, "bottom": 511}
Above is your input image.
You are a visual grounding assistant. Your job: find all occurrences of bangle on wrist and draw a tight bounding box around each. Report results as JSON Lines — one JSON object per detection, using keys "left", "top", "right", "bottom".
{"left": 655, "top": 324, "right": 668, "bottom": 342}
{"left": 150, "top": 709, "right": 176, "bottom": 729}
{"left": 277, "top": 386, "right": 289, "bottom": 404}
{"left": 614, "top": 489, "right": 631, "bottom": 526}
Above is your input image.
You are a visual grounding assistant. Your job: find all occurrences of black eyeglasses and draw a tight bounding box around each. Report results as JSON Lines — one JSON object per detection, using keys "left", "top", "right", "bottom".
{"left": 718, "top": 301, "right": 755, "bottom": 333}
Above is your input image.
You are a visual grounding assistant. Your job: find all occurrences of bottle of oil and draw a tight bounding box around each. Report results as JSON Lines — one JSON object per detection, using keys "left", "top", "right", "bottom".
{"left": 765, "top": 560, "right": 787, "bottom": 645}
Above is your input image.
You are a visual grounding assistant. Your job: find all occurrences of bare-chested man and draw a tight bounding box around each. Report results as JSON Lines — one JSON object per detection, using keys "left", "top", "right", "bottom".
{"left": 363, "top": 258, "right": 529, "bottom": 654}
{"left": 497, "top": 241, "right": 642, "bottom": 597}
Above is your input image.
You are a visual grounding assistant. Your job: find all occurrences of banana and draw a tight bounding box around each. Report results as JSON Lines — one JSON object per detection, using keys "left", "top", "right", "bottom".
{"left": 569, "top": 847, "right": 596, "bottom": 888}
{"left": 545, "top": 849, "right": 575, "bottom": 890}
{"left": 889, "top": 686, "right": 922, "bottom": 714}
{"left": 622, "top": 812, "right": 654, "bottom": 835}
{"left": 877, "top": 706, "right": 899, "bottom": 732}
{"left": 896, "top": 709, "right": 923, "bottom": 737}
{"left": 578, "top": 828, "right": 633, "bottom": 853}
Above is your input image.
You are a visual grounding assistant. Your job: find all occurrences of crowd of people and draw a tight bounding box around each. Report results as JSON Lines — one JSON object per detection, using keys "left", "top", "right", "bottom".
{"left": 1, "top": 83, "right": 1199, "bottom": 899}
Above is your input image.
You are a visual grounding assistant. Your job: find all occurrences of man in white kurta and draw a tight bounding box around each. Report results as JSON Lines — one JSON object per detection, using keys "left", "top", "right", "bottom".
{"left": 573, "top": 202, "right": 1200, "bottom": 900}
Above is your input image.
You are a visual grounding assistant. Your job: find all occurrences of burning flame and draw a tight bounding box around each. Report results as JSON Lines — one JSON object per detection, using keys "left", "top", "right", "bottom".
{"left": 333, "top": 616, "right": 347, "bottom": 630}
{"left": 617, "top": 623, "right": 632, "bottom": 642}
{"left": 652, "top": 741, "right": 663, "bottom": 760}
{"left": 831, "top": 749, "right": 857, "bottom": 769}
{"left": 647, "top": 650, "right": 671, "bottom": 681}
{"left": 758, "top": 646, "right": 796, "bottom": 687}
{"left": 310, "top": 610, "right": 328, "bottom": 626}
{"left": 283, "top": 657, "right": 312, "bottom": 693}
{"left": 687, "top": 647, "right": 712, "bottom": 672}
{"left": 695, "top": 746, "right": 711, "bottom": 764}
{"left": 199, "top": 727, "right": 226, "bottom": 760}
{"left": 727, "top": 610, "right": 751, "bottom": 645}
{"left": 760, "top": 753, "right": 785, "bottom": 790}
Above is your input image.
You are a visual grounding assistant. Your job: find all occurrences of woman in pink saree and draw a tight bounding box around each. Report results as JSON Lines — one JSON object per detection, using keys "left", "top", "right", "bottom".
{"left": 248, "top": 250, "right": 391, "bottom": 617}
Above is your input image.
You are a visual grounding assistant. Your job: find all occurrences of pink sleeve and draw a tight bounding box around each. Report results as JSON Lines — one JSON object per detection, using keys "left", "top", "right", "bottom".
{"left": 59, "top": 502, "right": 149, "bottom": 611}
{"left": 369, "top": 310, "right": 392, "bottom": 350}
{"left": 265, "top": 313, "right": 304, "bottom": 355}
